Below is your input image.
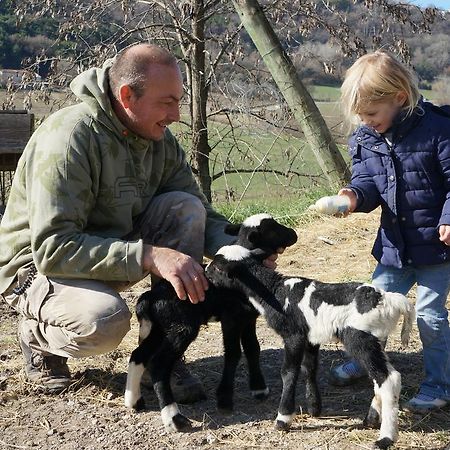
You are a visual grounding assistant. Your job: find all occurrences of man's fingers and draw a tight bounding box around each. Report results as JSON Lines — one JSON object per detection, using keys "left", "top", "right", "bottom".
{"left": 168, "top": 275, "right": 187, "bottom": 301}
{"left": 179, "top": 272, "right": 205, "bottom": 304}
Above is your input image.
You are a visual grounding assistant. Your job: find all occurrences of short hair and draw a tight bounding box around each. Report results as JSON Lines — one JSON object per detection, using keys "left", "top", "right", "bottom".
{"left": 109, "top": 44, "right": 178, "bottom": 99}
{"left": 341, "top": 51, "right": 420, "bottom": 124}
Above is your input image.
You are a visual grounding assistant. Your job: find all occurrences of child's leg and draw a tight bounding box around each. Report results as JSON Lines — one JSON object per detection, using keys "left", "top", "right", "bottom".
{"left": 414, "top": 262, "right": 450, "bottom": 401}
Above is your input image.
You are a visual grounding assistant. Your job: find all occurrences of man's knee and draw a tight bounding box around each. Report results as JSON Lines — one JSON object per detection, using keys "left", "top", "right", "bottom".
{"left": 39, "top": 279, "right": 133, "bottom": 358}
{"left": 164, "top": 191, "right": 206, "bottom": 223}
{"left": 81, "top": 306, "right": 132, "bottom": 355}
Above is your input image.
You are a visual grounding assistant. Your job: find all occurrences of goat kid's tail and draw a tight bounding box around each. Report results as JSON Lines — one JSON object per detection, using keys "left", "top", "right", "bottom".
{"left": 385, "top": 292, "right": 414, "bottom": 347}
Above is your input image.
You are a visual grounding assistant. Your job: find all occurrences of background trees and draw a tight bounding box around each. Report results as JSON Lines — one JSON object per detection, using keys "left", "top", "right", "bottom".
{"left": 2, "top": 0, "right": 447, "bottom": 204}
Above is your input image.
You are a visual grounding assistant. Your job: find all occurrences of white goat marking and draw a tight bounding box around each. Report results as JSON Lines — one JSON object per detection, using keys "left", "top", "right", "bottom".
{"left": 138, "top": 319, "right": 152, "bottom": 343}
{"left": 296, "top": 283, "right": 411, "bottom": 345}
{"left": 124, "top": 361, "right": 145, "bottom": 408}
{"left": 284, "top": 278, "right": 303, "bottom": 289}
{"left": 284, "top": 279, "right": 302, "bottom": 311}
{"left": 243, "top": 213, "right": 272, "bottom": 227}
{"left": 161, "top": 403, "right": 181, "bottom": 429}
{"left": 216, "top": 245, "right": 251, "bottom": 261}
{"left": 276, "top": 411, "right": 295, "bottom": 425}
{"left": 376, "top": 365, "right": 401, "bottom": 442}
{"left": 248, "top": 296, "right": 266, "bottom": 316}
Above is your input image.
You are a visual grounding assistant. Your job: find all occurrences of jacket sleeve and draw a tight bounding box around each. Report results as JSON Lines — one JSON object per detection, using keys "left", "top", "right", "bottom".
{"left": 437, "top": 131, "right": 450, "bottom": 226}
{"left": 346, "top": 134, "right": 381, "bottom": 213}
{"left": 27, "top": 119, "right": 144, "bottom": 281}
{"left": 157, "top": 132, "right": 235, "bottom": 257}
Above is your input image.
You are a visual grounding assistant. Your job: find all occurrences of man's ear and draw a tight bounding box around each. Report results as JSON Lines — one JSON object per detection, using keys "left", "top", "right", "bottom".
{"left": 119, "top": 84, "right": 134, "bottom": 109}
{"left": 224, "top": 223, "right": 241, "bottom": 236}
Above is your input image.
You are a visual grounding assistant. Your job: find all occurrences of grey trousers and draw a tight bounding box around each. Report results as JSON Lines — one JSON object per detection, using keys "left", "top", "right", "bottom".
{"left": 3, "top": 192, "right": 207, "bottom": 358}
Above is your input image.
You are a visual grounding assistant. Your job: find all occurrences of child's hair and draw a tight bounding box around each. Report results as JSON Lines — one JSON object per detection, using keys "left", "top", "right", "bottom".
{"left": 341, "top": 51, "right": 420, "bottom": 124}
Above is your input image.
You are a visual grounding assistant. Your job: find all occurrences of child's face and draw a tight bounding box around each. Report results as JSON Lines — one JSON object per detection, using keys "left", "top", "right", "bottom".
{"left": 357, "top": 93, "right": 407, "bottom": 134}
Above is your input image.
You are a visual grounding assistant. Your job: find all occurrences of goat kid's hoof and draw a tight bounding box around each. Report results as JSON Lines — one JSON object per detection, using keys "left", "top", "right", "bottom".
{"left": 363, "top": 408, "right": 381, "bottom": 429}
{"left": 217, "top": 395, "right": 234, "bottom": 414}
{"left": 373, "top": 437, "right": 394, "bottom": 449}
{"left": 306, "top": 402, "right": 321, "bottom": 417}
{"left": 133, "top": 397, "right": 146, "bottom": 412}
{"left": 164, "top": 413, "right": 192, "bottom": 432}
{"left": 275, "top": 420, "right": 291, "bottom": 431}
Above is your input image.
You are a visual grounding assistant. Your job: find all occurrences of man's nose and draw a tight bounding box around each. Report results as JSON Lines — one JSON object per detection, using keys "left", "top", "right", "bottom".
{"left": 168, "top": 104, "right": 180, "bottom": 122}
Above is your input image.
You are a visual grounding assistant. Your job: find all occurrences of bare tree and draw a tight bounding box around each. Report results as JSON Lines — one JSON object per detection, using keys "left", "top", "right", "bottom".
{"left": 233, "top": 0, "right": 350, "bottom": 187}
{"left": 10, "top": 0, "right": 442, "bottom": 204}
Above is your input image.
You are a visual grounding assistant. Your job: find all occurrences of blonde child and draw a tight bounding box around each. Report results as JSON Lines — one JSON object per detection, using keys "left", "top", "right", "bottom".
{"left": 330, "top": 51, "right": 450, "bottom": 412}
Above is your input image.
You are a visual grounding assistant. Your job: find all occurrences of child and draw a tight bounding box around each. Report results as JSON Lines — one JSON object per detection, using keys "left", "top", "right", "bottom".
{"left": 329, "top": 50, "right": 450, "bottom": 412}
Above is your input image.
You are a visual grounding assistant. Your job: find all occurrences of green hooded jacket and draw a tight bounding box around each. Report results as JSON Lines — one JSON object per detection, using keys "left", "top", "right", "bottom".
{"left": 0, "top": 61, "right": 231, "bottom": 293}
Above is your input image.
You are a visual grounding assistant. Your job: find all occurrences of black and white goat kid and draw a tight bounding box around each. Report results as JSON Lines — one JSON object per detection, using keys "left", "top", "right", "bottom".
{"left": 124, "top": 214, "right": 298, "bottom": 432}
{"left": 205, "top": 229, "right": 414, "bottom": 449}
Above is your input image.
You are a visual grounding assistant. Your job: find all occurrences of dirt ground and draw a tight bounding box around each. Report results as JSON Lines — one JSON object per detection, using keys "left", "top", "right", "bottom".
{"left": 1, "top": 210, "right": 449, "bottom": 450}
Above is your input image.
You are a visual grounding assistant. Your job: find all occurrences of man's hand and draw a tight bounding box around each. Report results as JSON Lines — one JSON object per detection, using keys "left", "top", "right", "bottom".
{"left": 143, "top": 245, "right": 208, "bottom": 304}
{"left": 263, "top": 247, "right": 284, "bottom": 270}
{"left": 439, "top": 224, "right": 450, "bottom": 246}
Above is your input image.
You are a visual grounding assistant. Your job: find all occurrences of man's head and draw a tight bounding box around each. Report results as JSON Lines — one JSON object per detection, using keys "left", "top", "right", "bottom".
{"left": 109, "top": 43, "right": 183, "bottom": 141}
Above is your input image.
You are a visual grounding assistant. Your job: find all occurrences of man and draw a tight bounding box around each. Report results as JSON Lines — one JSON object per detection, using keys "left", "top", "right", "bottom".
{"left": 0, "top": 43, "right": 257, "bottom": 402}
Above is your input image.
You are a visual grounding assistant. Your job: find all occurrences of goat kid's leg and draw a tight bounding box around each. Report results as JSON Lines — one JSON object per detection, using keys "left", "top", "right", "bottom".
{"left": 301, "top": 342, "right": 321, "bottom": 417}
{"left": 151, "top": 347, "right": 192, "bottom": 432}
{"left": 125, "top": 330, "right": 160, "bottom": 411}
{"left": 217, "top": 318, "right": 244, "bottom": 413}
{"left": 241, "top": 315, "right": 269, "bottom": 400}
{"left": 371, "top": 365, "right": 401, "bottom": 449}
{"left": 275, "top": 336, "right": 304, "bottom": 431}
{"left": 341, "top": 328, "right": 400, "bottom": 449}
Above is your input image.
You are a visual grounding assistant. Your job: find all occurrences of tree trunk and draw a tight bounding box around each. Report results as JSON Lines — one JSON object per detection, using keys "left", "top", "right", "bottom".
{"left": 190, "top": 0, "right": 213, "bottom": 202}
{"left": 232, "top": 0, "right": 351, "bottom": 187}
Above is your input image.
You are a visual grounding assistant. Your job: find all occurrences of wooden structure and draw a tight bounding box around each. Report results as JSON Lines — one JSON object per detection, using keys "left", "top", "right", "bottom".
{"left": 0, "top": 110, "right": 34, "bottom": 207}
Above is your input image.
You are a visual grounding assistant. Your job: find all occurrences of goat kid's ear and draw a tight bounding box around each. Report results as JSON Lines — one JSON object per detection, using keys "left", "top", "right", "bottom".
{"left": 224, "top": 223, "right": 242, "bottom": 236}
{"left": 247, "top": 230, "right": 260, "bottom": 245}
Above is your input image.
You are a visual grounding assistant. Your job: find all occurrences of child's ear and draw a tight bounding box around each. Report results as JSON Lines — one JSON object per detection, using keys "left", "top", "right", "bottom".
{"left": 395, "top": 91, "right": 408, "bottom": 107}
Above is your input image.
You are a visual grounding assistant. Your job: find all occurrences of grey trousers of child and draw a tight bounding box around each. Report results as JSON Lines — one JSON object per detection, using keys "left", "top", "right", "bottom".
{"left": 3, "top": 191, "right": 207, "bottom": 358}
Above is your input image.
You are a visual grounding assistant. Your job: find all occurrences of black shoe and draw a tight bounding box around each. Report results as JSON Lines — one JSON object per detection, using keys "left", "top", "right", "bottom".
{"left": 141, "top": 357, "right": 206, "bottom": 404}
{"left": 18, "top": 322, "right": 71, "bottom": 393}
{"left": 170, "top": 357, "right": 206, "bottom": 404}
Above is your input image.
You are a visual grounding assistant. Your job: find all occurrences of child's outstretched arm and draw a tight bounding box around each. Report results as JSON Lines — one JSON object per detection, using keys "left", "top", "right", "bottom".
{"left": 346, "top": 135, "right": 381, "bottom": 212}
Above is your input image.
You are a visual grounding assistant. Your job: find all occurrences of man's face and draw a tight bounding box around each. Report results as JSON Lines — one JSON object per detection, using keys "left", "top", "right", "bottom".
{"left": 124, "top": 64, "right": 183, "bottom": 141}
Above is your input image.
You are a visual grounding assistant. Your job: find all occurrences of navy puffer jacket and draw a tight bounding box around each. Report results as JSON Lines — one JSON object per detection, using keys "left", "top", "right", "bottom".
{"left": 348, "top": 100, "right": 450, "bottom": 268}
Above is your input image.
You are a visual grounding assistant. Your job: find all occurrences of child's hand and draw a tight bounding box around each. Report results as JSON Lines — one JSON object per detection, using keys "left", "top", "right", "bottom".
{"left": 439, "top": 224, "right": 450, "bottom": 246}
{"left": 337, "top": 188, "right": 357, "bottom": 217}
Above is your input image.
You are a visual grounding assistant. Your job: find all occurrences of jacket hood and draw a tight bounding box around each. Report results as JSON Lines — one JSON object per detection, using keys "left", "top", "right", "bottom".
{"left": 69, "top": 58, "right": 125, "bottom": 136}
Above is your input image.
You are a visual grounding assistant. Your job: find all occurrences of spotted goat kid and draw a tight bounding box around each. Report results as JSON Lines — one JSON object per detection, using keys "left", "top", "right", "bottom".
{"left": 205, "top": 219, "right": 414, "bottom": 450}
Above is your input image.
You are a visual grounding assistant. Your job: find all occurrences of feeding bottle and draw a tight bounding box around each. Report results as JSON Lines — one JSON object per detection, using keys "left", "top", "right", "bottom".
{"left": 309, "top": 195, "right": 350, "bottom": 215}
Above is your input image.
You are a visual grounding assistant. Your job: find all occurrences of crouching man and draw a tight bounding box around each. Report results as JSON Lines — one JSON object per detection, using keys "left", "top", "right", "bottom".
{"left": 0, "top": 43, "right": 236, "bottom": 403}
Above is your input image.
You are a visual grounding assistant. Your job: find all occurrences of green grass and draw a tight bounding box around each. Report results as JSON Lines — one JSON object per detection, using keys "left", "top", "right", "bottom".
{"left": 214, "top": 186, "right": 333, "bottom": 227}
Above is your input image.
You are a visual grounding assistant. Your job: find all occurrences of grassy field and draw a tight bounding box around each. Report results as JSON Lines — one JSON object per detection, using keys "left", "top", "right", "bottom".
{"left": 0, "top": 83, "right": 433, "bottom": 224}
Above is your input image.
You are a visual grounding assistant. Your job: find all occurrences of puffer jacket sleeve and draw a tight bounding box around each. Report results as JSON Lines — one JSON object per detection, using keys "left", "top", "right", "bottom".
{"left": 157, "top": 132, "right": 235, "bottom": 257}
{"left": 437, "top": 130, "right": 450, "bottom": 226}
{"left": 347, "top": 134, "right": 381, "bottom": 213}
{"left": 27, "top": 119, "right": 144, "bottom": 282}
